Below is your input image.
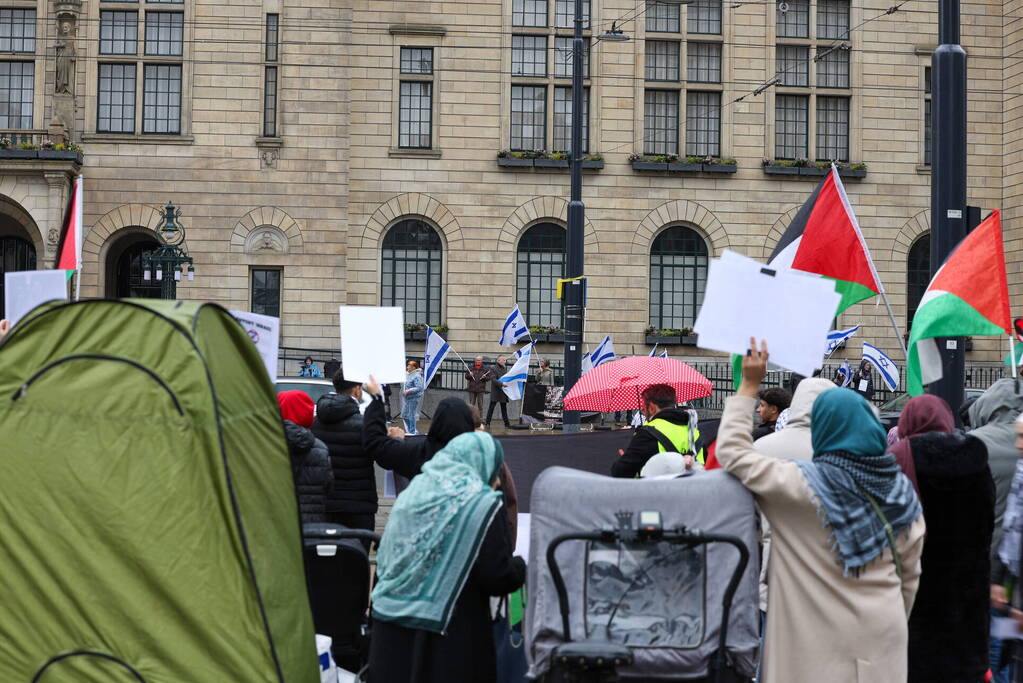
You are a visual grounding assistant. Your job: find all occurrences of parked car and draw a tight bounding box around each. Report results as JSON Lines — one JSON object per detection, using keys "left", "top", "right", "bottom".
{"left": 878, "top": 388, "right": 985, "bottom": 431}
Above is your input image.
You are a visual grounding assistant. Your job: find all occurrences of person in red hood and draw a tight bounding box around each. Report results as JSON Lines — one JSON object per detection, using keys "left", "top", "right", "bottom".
{"left": 277, "top": 390, "right": 333, "bottom": 523}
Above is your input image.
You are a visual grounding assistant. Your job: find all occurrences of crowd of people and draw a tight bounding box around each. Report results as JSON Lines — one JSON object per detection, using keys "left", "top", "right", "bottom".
{"left": 272, "top": 341, "right": 1023, "bottom": 683}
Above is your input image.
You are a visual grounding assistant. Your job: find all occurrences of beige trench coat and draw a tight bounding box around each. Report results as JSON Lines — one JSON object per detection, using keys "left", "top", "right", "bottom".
{"left": 717, "top": 396, "right": 926, "bottom": 683}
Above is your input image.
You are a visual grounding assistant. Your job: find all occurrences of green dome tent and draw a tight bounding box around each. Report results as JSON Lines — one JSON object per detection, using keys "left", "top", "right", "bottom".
{"left": 0, "top": 299, "right": 318, "bottom": 682}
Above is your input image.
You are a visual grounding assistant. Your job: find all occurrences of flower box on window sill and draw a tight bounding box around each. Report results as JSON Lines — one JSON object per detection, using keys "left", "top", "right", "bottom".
{"left": 404, "top": 330, "right": 428, "bottom": 341}
{"left": 702, "top": 163, "right": 737, "bottom": 174}
{"left": 497, "top": 156, "right": 534, "bottom": 167}
{"left": 38, "top": 150, "right": 83, "bottom": 162}
{"left": 544, "top": 333, "right": 566, "bottom": 343}
{"left": 633, "top": 160, "right": 737, "bottom": 174}
{"left": 0, "top": 149, "right": 37, "bottom": 159}
{"left": 646, "top": 334, "right": 698, "bottom": 346}
{"left": 534, "top": 158, "right": 569, "bottom": 168}
{"left": 498, "top": 156, "right": 605, "bottom": 170}
{"left": 763, "top": 163, "right": 868, "bottom": 179}
{"left": 667, "top": 162, "right": 702, "bottom": 172}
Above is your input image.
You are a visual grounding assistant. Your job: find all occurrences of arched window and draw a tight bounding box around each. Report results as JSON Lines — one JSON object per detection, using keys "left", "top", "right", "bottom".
{"left": 0, "top": 236, "right": 36, "bottom": 318}
{"left": 649, "top": 226, "right": 709, "bottom": 330}
{"left": 381, "top": 219, "right": 443, "bottom": 326}
{"left": 907, "top": 234, "right": 930, "bottom": 330}
{"left": 517, "top": 223, "right": 566, "bottom": 328}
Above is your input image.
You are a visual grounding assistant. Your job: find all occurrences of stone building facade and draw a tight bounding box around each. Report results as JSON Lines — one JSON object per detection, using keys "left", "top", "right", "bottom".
{"left": 0, "top": 0, "right": 1018, "bottom": 370}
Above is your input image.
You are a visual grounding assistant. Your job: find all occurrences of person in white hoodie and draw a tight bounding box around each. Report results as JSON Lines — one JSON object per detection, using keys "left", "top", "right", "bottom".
{"left": 753, "top": 378, "right": 837, "bottom": 613}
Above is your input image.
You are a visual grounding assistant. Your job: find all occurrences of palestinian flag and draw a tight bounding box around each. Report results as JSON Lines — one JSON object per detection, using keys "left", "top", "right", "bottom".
{"left": 54, "top": 175, "right": 83, "bottom": 280}
{"left": 732, "top": 166, "right": 883, "bottom": 389}
{"left": 907, "top": 210, "right": 1011, "bottom": 395}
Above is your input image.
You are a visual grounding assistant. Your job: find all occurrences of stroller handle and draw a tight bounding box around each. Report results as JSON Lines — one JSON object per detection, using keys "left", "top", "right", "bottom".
{"left": 545, "top": 527, "right": 750, "bottom": 683}
{"left": 302, "top": 525, "right": 382, "bottom": 550}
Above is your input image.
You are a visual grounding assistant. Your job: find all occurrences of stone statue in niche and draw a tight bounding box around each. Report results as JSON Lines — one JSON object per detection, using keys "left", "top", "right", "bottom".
{"left": 55, "top": 20, "right": 76, "bottom": 95}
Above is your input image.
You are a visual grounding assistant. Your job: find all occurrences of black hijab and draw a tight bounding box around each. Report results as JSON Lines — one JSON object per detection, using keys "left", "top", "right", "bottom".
{"left": 425, "top": 398, "right": 475, "bottom": 459}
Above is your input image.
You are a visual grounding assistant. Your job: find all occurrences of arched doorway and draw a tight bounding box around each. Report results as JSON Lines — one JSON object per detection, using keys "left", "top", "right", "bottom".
{"left": 0, "top": 235, "right": 37, "bottom": 318}
{"left": 104, "top": 230, "right": 162, "bottom": 299}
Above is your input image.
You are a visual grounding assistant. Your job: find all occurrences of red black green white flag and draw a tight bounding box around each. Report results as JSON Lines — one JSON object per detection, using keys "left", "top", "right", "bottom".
{"left": 907, "top": 210, "right": 1011, "bottom": 395}
{"left": 53, "top": 175, "right": 83, "bottom": 280}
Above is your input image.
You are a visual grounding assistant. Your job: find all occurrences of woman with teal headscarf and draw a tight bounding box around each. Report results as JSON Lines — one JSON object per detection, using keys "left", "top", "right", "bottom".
{"left": 715, "top": 339, "right": 925, "bottom": 683}
{"left": 368, "top": 431, "right": 525, "bottom": 682}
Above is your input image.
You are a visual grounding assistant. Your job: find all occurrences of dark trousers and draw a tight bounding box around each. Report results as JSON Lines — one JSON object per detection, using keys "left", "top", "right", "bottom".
{"left": 486, "top": 400, "right": 510, "bottom": 426}
{"left": 468, "top": 391, "right": 485, "bottom": 412}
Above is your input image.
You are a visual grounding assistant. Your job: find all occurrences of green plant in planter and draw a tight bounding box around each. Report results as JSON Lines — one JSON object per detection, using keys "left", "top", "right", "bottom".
{"left": 17, "top": 142, "right": 37, "bottom": 150}
{"left": 434, "top": 324, "right": 449, "bottom": 334}
{"left": 0, "top": 137, "right": 10, "bottom": 149}
{"left": 548, "top": 151, "right": 568, "bottom": 161}
{"left": 584, "top": 153, "right": 604, "bottom": 161}
{"left": 404, "top": 322, "right": 428, "bottom": 333}
{"left": 849, "top": 162, "right": 867, "bottom": 171}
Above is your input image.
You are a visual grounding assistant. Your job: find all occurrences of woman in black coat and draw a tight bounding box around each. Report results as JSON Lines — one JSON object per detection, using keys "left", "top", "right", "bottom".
{"left": 850, "top": 360, "right": 875, "bottom": 402}
{"left": 277, "top": 390, "right": 334, "bottom": 524}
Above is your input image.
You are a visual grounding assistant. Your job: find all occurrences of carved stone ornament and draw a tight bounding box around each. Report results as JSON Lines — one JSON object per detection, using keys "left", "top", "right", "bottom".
{"left": 261, "top": 149, "right": 279, "bottom": 169}
{"left": 244, "top": 225, "right": 288, "bottom": 254}
{"left": 55, "top": 18, "right": 77, "bottom": 96}
{"left": 47, "top": 228, "right": 58, "bottom": 244}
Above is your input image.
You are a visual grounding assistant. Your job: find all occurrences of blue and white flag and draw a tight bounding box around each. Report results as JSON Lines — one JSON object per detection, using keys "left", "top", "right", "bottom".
{"left": 825, "top": 325, "right": 860, "bottom": 356}
{"left": 500, "top": 344, "right": 532, "bottom": 401}
{"left": 659, "top": 349, "right": 669, "bottom": 358}
{"left": 422, "top": 327, "right": 450, "bottom": 388}
{"left": 591, "top": 335, "right": 616, "bottom": 367}
{"left": 862, "top": 342, "right": 899, "bottom": 391}
{"left": 513, "top": 341, "right": 535, "bottom": 360}
{"left": 837, "top": 360, "right": 852, "bottom": 388}
{"left": 648, "top": 344, "right": 658, "bottom": 357}
{"left": 499, "top": 305, "right": 529, "bottom": 347}
{"left": 581, "top": 351, "right": 593, "bottom": 375}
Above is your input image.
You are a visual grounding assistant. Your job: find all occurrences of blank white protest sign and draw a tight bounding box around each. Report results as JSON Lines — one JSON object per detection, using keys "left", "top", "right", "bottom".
{"left": 4, "top": 270, "right": 68, "bottom": 325}
{"left": 694, "top": 250, "right": 841, "bottom": 377}
{"left": 338, "top": 306, "right": 407, "bottom": 384}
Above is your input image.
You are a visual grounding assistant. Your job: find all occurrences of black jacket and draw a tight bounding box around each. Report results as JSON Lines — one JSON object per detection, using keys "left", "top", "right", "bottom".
{"left": 907, "top": 431, "right": 993, "bottom": 683}
{"left": 489, "top": 364, "right": 509, "bottom": 403}
{"left": 283, "top": 420, "right": 334, "bottom": 524}
{"left": 311, "top": 393, "right": 377, "bottom": 517}
{"left": 363, "top": 395, "right": 476, "bottom": 479}
{"left": 851, "top": 369, "right": 875, "bottom": 401}
{"left": 368, "top": 504, "right": 526, "bottom": 683}
{"left": 611, "top": 407, "right": 693, "bottom": 478}
{"left": 751, "top": 420, "right": 777, "bottom": 441}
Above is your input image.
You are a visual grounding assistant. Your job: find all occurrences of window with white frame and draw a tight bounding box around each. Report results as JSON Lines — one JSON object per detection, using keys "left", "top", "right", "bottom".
{"left": 398, "top": 46, "right": 434, "bottom": 148}
{"left": 510, "top": 0, "right": 591, "bottom": 153}
{"left": 0, "top": 8, "right": 35, "bottom": 130}
{"left": 642, "top": 0, "right": 723, "bottom": 157}
{"left": 773, "top": 0, "right": 850, "bottom": 161}
{"left": 97, "top": 2, "right": 184, "bottom": 134}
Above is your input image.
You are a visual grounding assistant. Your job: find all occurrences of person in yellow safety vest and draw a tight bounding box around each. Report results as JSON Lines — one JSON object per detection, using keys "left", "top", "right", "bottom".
{"left": 611, "top": 384, "right": 703, "bottom": 478}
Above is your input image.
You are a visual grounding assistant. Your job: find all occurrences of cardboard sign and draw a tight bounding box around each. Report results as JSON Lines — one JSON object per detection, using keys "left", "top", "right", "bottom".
{"left": 338, "top": 306, "right": 406, "bottom": 384}
{"left": 4, "top": 270, "right": 68, "bottom": 325}
{"left": 230, "top": 310, "right": 280, "bottom": 380}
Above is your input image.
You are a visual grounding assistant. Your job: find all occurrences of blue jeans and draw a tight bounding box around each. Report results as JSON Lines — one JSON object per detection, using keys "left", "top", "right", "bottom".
{"left": 992, "top": 607, "right": 1012, "bottom": 683}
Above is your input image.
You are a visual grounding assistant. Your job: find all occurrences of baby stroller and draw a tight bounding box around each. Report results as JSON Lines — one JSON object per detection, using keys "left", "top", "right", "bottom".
{"left": 525, "top": 467, "right": 759, "bottom": 682}
{"left": 303, "top": 523, "right": 381, "bottom": 675}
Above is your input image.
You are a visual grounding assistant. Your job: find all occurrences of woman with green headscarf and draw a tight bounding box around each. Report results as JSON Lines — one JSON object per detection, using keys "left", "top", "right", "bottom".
{"left": 716, "top": 340, "right": 925, "bottom": 683}
{"left": 368, "top": 431, "right": 525, "bottom": 682}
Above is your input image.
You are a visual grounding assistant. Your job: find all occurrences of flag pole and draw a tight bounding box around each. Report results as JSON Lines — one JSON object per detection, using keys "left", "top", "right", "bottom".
{"left": 879, "top": 288, "right": 909, "bottom": 358}
{"left": 1010, "top": 335, "right": 1019, "bottom": 392}
{"left": 447, "top": 347, "right": 474, "bottom": 374}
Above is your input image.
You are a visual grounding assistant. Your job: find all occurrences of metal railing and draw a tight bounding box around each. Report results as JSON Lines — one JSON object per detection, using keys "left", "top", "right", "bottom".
{"left": 277, "top": 346, "right": 1011, "bottom": 409}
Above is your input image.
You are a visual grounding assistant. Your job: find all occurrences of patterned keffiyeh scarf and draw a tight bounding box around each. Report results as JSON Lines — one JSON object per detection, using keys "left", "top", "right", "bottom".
{"left": 1000, "top": 460, "right": 1023, "bottom": 577}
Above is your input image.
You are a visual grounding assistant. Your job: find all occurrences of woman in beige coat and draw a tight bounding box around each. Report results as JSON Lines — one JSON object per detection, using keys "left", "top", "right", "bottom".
{"left": 717, "top": 341, "right": 925, "bottom": 683}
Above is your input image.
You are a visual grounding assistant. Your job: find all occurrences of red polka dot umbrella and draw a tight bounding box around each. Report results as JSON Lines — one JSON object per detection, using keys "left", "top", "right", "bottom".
{"left": 563, "top": 356, "right": 714, "bottom": 412}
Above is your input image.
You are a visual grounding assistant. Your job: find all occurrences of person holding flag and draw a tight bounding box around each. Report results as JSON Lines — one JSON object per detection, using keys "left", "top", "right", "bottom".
{"left": 834, "top": 360, "right": 853, "bottom": 388}
{"left": 485, "top": 356, "right": 511, "bottom": 429}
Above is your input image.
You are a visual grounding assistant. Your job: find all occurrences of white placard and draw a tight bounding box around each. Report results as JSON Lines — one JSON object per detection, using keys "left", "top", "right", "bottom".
{"left": 230, "top": 310, "right": 280, "bottom": 380}
{"left": 992, "top": 616, "right": 1023, "bottom": 640}
{"left": 515, "top": 513, "right": 531, "bottom": 560}
{"left": 694, "top": 250, "right": 841, "bottom": 377}
{"left": 4, "top": 270, "right": 68, "bottom": 325}
{"left": 858, "top": 379, "right": 869, "bottom": 392}
{"left": 338, "top": 306, "right": 406, "bottom": 384}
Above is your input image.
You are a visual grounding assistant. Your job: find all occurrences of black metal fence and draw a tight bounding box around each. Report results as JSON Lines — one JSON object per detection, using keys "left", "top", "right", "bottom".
{"left": 279, "top": 346, "right": 1011, "bottom": 411}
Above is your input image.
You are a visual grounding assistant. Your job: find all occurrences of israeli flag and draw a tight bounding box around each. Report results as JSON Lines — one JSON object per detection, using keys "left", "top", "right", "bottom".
{"left": 499, "top": 344, "right": 532, "bottom": 401}
{"left": 513, "top": 341, "right": 535, "bottom": 360}
{"left": 648, "top": 344, "right": 658, "bottom": 357}
{"left": 826, "top": 325, "right": 860, "bottom": 356}
{"left": 499, "top": 305, "right": 529, "bottom": 347}
{"left": 659, "top": 349, "right": 669, "bottom": 358}
{"left": 837, "top": 360, "right": 852, "bottom": 388}
{"left": 581, "top": 351, "right": 593, "bottom": 375}
{"left": 863, "top": 342, "right": 899, "bottom": 391}
{"left": 422, "top": 327, "right": 450, "bottom": 388}
{"left": 591, "top": 335, "right": 616, "bottom": 367}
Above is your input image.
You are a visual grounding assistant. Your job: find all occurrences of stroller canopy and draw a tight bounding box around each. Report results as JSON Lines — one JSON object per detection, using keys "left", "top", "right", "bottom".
{"left": 0, "top": 300, "right": 317, "bottom": 682}
{"left": 526, "top": 467, "right": 760, "bottom": 680}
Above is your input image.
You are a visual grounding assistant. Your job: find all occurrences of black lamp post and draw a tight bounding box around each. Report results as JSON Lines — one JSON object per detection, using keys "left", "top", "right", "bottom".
{"left": 142, "top": 202, "right": 194, "bottom": 300}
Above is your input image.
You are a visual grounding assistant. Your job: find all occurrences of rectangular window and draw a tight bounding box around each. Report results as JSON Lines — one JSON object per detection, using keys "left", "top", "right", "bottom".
{"left": 265, "top": 14, "right": 279, "bottom": 62}
{"left": 251, "top": 269, "right": 281, "bottom": 318}
{"left": 687, "top": 0, "right": 722, "bottom": 34}
{"left": 554, "top": 37, "right": 589, "bottom": 79}
{"left": 0, "top": 9, "right": 35, "bottom": 53}
{"left": 644, "top": 89, "right": 679, "bottom": 155}
{"left": 645, "top": 40, "right": 680, "bottom": 82}
{"left": 775, "top": 93, "right": 808, "bottom": 159}
{"left": 555, "top": 0, "right": 590, "bottom": 28}
{"left": 399, "top": 81, "right": 432, "bottom": 148}
{"left": 687, "top": 42, "right": 721, "bottom": 83}
{"left": 0, "top": 61, "right": 33, "bottom": 128}
{"left": 143, "top": 63, "right": 181, "bottom": 134}
{"left": 553, "top": 85, "right": 588, "bottom": 153}
{"left": 924, "top": 66, "right": 932, "bottom": 164}
{"left": 97, "top": 63, "right": 136, "bottom": 133}
{"left": 776, "top": 45, "right": 808, "bottom": 86}
{"left": 776, "top": 0, "right": 809, "bottom": 38}
{"left": 145, "top": 12, "right": 183, "bottom": 56}
{"left": 512, "top": 35, "right": 547, "bottom": 77}
{"left": 511, "top": 85, "right": 546, "bottom": 150}
{"left": 147, "top": 0, "right": 184, "bottom": 4}
{"left": 100, "top": 11, "right": 138, "bottom": 55}
{"left": 512, "top": 0, "right": 547, "bottom": 27}
{"left": 263, "top": 66, "right": 277, "bottom": 137}
{"left": 817, "top": 0, "right": 850, "bottom": 40}
{"left": 816, "top": 46, "right": 849, "bottom": 88}
{"left": 646, "top": 0, "right": 680, "bottom": 33}
{"left": 816, "top": 96, "right": 849, "bottom": 161}
{"left": 400, "top": 47, "right": 433, "bottom": 74}
{"left": 686, "top": 91, "right": 720, "bottom": 156}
